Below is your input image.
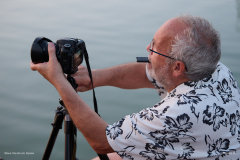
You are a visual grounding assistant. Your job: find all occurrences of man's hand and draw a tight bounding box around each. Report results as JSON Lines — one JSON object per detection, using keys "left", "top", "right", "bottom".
{"left": 30, "top": 43, "right": 66, "bottom": 86}
{"left": 72, "top": 65, "right": 93, "bottom": 92}
{"left": 72, "top": 63, "right": 153, "bottom": 92}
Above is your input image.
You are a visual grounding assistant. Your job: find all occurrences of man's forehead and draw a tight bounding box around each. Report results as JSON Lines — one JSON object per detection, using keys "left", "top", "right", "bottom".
{"left": 154, "top": 18, "right": 187, "bottom": 43}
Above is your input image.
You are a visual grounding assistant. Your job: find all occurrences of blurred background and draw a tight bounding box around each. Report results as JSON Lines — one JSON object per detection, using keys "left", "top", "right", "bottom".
{"left": 0, "top": 0, "right": 239, "bottom": 159}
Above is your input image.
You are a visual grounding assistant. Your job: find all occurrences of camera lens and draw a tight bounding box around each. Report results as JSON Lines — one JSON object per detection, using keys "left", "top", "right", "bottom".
{"left": 31, "top": 37, "right": 52, "bottom": 63}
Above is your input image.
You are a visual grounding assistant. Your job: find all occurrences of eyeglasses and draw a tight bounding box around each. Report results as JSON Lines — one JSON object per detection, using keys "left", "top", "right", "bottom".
{"left": 149, "top": 40, "right": 188, "bottom": 71}
{"left": 149, "top": 40, "right": 174, "bottom": 60}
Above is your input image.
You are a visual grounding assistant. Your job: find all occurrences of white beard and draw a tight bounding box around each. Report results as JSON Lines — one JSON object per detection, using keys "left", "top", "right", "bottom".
{"left": 147, "top": 62, "right": 172, "bottom": 88}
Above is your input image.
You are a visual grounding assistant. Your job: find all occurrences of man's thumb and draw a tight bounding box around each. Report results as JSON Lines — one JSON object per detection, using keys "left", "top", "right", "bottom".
{"left": 48, "top": 42, "right": 56, "bottom": 61}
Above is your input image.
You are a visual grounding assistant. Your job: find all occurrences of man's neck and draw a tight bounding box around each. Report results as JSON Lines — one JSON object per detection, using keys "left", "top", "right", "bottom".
{"left": 165, "top": 78, "right": 190, "bottom": 93}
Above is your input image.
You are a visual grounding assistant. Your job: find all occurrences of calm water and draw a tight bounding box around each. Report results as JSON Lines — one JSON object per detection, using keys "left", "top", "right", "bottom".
{"left": 0, "top": 0, "right": 240, "bottom": 159}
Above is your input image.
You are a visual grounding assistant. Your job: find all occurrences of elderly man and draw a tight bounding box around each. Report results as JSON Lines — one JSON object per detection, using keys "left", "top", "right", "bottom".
{"left": 31, "top": 15, "right": 240, "bottom": 159}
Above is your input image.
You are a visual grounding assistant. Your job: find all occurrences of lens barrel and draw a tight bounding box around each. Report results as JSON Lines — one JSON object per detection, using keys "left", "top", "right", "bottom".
{"left": 31, "top": 37, "right": 84, "bottom": 74}
{"left": 31, "top": 37, "right": 52, "bottom": 63}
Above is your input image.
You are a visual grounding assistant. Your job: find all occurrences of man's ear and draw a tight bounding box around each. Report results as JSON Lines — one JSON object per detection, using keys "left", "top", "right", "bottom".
{"left": 172, "top": 61, "right": 186, "bottom": 77}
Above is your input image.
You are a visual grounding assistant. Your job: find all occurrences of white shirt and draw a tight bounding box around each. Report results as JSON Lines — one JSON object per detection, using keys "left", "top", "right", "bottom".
{"left": 106, "top": 62, "right": 240, "bottom": 160}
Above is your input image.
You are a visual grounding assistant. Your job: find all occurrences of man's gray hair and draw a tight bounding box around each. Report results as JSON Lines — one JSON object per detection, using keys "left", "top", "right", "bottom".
{"left": 169, "top": 15, "right": 221, "bottom": 81}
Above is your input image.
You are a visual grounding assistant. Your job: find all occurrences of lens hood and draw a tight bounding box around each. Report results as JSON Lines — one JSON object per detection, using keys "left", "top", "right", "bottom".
{"left": 31, "top": 37, "right": 52, "bottom": 63}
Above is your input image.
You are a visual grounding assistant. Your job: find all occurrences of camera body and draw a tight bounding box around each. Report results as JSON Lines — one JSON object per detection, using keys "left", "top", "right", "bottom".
{"left": 31, "top": 37, "right": 85, "bottom": 74}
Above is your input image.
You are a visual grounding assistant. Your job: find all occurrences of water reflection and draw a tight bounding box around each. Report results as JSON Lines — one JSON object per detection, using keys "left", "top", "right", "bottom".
{"left": 236, "top": 0, "right": 240, "bottom": 32}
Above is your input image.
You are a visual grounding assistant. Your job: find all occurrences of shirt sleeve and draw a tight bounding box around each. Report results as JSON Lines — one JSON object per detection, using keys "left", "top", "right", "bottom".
{"left": 106, "top": 101, "right": 181, "bottom": 159}
{"left": 145, "top": 65, "right": 167, "bottom": 99}
{"left": 106, "top": 109, "right": 167, "bottom": 159}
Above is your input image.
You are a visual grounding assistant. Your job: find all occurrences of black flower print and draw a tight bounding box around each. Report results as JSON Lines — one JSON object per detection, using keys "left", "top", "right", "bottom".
{"left": 158, "top": 89, "right": 166, "bottom": 97}
{"left": 150, "top": 78, "right": 165, "bottom": 96}
{"left": 190, "top": 104, "right": 200, "bottom": 121}
{"left": 226, "top": 110, "right": 240, "bottom": 137}
{"left": 150, "top": 78, "right": 160, "bottom": 89}
{"left": 139, "top": 108, "right": 158, "bottom": 121}
{"left": 149, "top": 130, "right": 179, "bottom": 150}
{"left": 205, "top": 135, "right": 236, "bottom": 158}
{"left": 158, "top": 106, "right": 170, "bottom": 117}
{"left": 153, "top": 100, "right": 165, "bottom": 108}
{"left": 165, "top": 113, "right": 193, "bottom": 132}
{"left": 228, "top": 70, "right": 238, "bottom": 89}
{"left": 177, "top": 143, "right": 195, "bottom": 159}
{"left": 169, "top": 89, "right": 176, "bottom": 97}
{"left": 184, "top": 78, "right": 219, "bottom": 100}
{"left": 184, "top": 77, "right": 211, "bottom": 90}
{"left": 116, "top": 146, "right": 135, "bottom": 160}
{"left": 184, "top": 74, "right": 213, "bottom": 90}
{"left": 209, "top": 64, "right": 221, "bottom": 84}
{"left": 217, "top": 78, "right": 232, "bottom": 104}
{"left": 125, "top": 115, "right": 144, "bottom": 139}
{"left": 203, "top": 103, "right": 226, "bottom": 131}
{"left": 164, "top": 114, "right": 196, "bottom": 142}
{"left": 140, "top": 143, "right": 169, "bottom": 160}
{"left": 106, "top": 118, "right": 125, "bottom": 140}
{"left": 184, "top": 81, "right": 198, "bottom": 88}
{"left": 176, "top": 90, "right": 208, "bottom": 106}
{"left": 203, "top": 74, "right": 213, "bottom": 83}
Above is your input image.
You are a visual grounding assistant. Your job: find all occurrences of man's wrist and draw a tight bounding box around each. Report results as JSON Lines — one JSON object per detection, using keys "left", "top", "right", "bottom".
{"left": 51, "top": 73, "right": 68, "bottom": 88}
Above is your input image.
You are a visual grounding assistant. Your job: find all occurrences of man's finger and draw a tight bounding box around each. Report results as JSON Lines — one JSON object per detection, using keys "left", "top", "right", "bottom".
{"left": 30, "top": 61, "right": 47, "bottom": 72}
{"left": 30, "top": 61, "right": 38, "bottom": 71}
{"left": 48, "top": 42, "right": 57, "bottom": 62}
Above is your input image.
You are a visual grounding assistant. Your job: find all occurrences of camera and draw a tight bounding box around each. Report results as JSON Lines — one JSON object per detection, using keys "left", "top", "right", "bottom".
{"left": 31, "top": 37, "right": 85, "bottom": 74}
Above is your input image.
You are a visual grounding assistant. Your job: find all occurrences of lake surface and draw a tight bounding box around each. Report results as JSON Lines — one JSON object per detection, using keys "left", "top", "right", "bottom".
{"left": 0, "top": 0, "right": 240, "bottom": 159}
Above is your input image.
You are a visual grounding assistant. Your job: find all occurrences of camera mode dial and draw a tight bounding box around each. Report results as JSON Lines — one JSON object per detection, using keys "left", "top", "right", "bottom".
{"left": 64, "top": 44, "right": 71, "bottom": 49}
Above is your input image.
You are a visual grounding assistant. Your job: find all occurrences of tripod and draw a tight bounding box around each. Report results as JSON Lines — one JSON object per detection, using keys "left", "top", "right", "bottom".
{"left": 42, "top": 75, "right": 78, "bottom": 160}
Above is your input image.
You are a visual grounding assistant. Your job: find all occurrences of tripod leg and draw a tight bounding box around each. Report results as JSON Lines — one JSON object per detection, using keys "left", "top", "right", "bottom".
{"left": 64, "top": 113, "right": 77, "bottom": 160}
{"left": 42, "top": 107, "right": 64, "bottom": 160}
{"left": 59, "top": 98, "right": 77, "bottom": 160}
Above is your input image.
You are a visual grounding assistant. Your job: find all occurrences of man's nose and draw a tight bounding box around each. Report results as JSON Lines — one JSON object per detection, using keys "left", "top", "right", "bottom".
{"left": 146, "top": 44, "right": 151, "bottom": 52}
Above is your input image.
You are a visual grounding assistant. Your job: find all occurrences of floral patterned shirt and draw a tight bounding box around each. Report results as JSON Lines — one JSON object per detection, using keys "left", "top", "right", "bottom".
{"left": 106, "top": 62, "right": 240, "bottom": 160}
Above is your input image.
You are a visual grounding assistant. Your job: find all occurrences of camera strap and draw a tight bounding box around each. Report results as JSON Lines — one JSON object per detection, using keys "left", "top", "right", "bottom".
{"left": 83, "top": 51, "right": 110, "bottom": 160}
{"left": 83, "top": 51, "right": 98, "bottom": 114}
